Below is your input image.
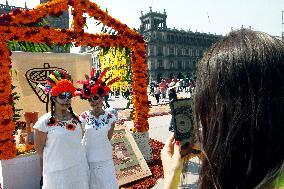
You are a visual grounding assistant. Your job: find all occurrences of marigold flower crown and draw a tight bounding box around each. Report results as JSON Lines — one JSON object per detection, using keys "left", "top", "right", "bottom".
{"left": 44, "top": 70, "right": 76, "bottom": 96}
{"left": 76, "top": 67, "right": 119, "bottom": 99}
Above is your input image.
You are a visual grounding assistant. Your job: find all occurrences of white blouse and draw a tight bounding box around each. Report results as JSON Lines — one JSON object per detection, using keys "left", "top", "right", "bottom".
{"left": 80, "top": 110, "right": 117, "bottom": 163}
{"left": 33, "top": 113, "right": 88, "bottom": 173}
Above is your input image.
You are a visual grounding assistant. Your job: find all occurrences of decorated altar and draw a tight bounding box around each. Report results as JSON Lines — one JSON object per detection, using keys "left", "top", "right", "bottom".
{"left": 0, "top": 0, "right": 155, "bottom": 188}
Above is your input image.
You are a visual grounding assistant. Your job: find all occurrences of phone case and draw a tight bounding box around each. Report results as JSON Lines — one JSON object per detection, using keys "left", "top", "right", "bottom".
{"left": 170, "top": 98, "right": 194, "bottom": 145}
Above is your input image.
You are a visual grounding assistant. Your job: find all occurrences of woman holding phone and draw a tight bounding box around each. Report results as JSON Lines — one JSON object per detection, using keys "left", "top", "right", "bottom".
{"left": 162, "top": 29, "right": 284, "bottom": 189}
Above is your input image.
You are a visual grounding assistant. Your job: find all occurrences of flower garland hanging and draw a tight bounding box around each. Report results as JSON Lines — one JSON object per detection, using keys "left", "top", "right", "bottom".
{"left": 0, "top": 0, "right": 149, "bottom": 160}
{"left": 0, "top": 42, "right": 17, "bottom": 160}
{"left": 99, "top": 47, "right": 129, "bottom": 93}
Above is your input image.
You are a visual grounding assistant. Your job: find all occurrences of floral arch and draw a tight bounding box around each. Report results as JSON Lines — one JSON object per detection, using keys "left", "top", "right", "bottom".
{"left": 0, "top": 0, "right": 149, "bottom": 160}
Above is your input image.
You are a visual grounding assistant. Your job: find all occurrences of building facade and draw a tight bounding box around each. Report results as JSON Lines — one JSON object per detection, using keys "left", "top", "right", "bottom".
{"left": 140, "top": 8, "right": 222, "bottom": 82}
{"left": 0, "top": 0, "right": 69, "bottom": 53}
{"left": 0, "top": 1, "right": 28, "bottom": 15}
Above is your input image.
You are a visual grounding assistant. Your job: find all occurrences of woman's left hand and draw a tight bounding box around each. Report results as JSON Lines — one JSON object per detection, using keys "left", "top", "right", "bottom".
{"left": 161, "top": 134, "right": 184, "bottom": 189}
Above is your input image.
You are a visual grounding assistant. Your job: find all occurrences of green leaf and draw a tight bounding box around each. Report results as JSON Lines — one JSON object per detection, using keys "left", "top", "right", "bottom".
{"left": 26, "top": 42, "right": 32, "bottom": 51}
{"left": 36, "top": 43, "right": 44, "bottom": 52}
{"left": 103, "top": 46, "right": 110, "bottom": 55}
{"left": 13, "top": 96, "right": 20, "bottom": 101}
{"left": 38, "top": 43, "right": 46, "bottom": 52}
{"left": 101, "top": 25, "right": 105, "bottom": 32}
{"left": 19, "top": 42, "right": 27, "bottom": 51}
{"left": 42, "top": 18, "right": 50, "bottom": 25}
{"left": 42, "top": 43, "right": 52, "bottom": 51}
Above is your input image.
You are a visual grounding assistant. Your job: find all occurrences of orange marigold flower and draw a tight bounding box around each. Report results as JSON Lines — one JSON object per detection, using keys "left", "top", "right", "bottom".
{"left": 51, "top": 79, "right": 76, "bottom": 96}
{"left": 48, "top": 117, "right": 58, "bottom": 126}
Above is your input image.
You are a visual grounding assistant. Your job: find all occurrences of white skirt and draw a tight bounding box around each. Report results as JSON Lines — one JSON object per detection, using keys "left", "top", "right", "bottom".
{"left": 42, "top": 164, "right": 89, "bottom": 189}
{"left": 89, "top": 160, "right": 119, "bottom": 189}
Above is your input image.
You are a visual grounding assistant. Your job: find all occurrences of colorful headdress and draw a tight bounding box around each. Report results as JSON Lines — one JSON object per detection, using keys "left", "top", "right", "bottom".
{"left": 76, "top": 67, "right": 119, "bottom": 99}
{"left": 45, "top": 70, "right": 76, "bottom": 96}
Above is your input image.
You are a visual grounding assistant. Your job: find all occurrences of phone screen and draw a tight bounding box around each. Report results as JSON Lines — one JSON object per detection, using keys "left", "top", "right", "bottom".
{"left": 170, "top": 98, "right": 195, "bottom": 156}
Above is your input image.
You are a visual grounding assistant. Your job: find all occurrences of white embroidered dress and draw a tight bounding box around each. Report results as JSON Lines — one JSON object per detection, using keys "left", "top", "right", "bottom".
{"left": 80, "top": 110, "right": 119, "bottom": 189}
{"left": 33, "top": 113, "right": 89, "bottom": 189}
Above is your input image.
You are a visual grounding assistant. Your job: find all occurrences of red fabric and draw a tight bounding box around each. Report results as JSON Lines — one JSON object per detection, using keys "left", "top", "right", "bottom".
{"left": 159, "top": 82, "right": 167, "bottom": 92}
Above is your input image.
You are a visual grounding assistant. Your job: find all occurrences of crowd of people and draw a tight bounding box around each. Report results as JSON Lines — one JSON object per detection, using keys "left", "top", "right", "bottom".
{"left": 149, "top": 78, "right": 196, "bottom": 105}
{"left": 32, "top": 28, "right": 284, "bottom": 189}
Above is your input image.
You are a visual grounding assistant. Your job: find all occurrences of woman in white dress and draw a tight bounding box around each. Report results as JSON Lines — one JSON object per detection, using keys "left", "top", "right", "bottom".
{"left": 78, "top": 67, "right": 119, "bottom": 189}
{"left": 34, "top": 70, "right": 89, "bottom": 189}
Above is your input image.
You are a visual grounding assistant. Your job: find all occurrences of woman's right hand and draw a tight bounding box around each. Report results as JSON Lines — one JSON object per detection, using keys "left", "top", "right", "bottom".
{"left": 161, "top": 134, "right": 184, "bottom": 189}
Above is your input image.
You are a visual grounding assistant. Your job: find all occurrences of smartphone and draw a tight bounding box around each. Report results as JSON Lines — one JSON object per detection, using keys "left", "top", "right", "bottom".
{"left": 170, "top": 98, "right": 195, "bottom": 157}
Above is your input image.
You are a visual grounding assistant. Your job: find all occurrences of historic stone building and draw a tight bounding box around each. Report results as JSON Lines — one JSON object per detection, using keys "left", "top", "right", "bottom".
{"left": 0, "top": 1, "right": 28, "bottom": 15}
{"left": 140, "top": 8, "right": 222, "bottom": 82}
{"left": 0, "top": 0, "right": 69, "bottom": 52}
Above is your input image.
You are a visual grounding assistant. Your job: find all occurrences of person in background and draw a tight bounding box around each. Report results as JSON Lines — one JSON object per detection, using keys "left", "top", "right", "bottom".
{"left": 168, "top": 86, "right": 178, "bottom": 132}
{"left": 161, "top": 29, "right": 284, "bottom": 189}
{"left": 78, "top": 67, "right": 119, "bottom": 189}
{"left": 178, "top": 79, "right": 183, "bottom": 93}
{"left": 34, "top": 70, "right": 89, "bottom": 189}
{"left": 168, "top": 87, "right": 177, "bottom": 102}
{"left": 149, "top": 81, "right": 155, "bottom": 96}
{"left": 154, "top": 84, "right": 161, "bottom": 105}
{"left": 159, "top": 79, "right": 167, "bottom": 99}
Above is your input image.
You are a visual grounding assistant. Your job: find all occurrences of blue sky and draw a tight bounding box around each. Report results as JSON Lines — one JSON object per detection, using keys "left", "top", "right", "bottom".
{"left": 1, "top": 0, "right": 283, "bottom": 37}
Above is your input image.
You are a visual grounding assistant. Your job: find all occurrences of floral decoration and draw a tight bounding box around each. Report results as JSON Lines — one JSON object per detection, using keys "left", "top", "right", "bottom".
{"left": 0, "top": 0, "right": 149, "bottom": 160}
{"left": 47, "top": 117, "right": 58, "bottom": 126}
{"left": 99, "top": 47, "right": 130, "bottom": 93}
{"left": 65, "top": 123, "right": 76, "bottom": 131}
{"left": 76, "top": 67, "right": 119, "bottom": 99}
{"left": 17, "top": 144, "right": 35, "bottom": 155}
{"left": 50, "top": 79, "right": 76, "bottom": 96}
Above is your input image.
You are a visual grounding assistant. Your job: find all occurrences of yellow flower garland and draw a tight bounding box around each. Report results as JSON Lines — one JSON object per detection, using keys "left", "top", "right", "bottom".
{"left": 99, "top": 47, "right": 129, "bottom": 93}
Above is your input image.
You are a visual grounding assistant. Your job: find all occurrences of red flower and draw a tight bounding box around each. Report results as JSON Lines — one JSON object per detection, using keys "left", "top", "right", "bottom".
{"left": 48, "top": 117, "right": 58, "bottom": 126}
{"left": 66, "top": 124, "right": 76, "bottom": 131}
{"left": 51, "top": 79, "right": 76, "bottom": 96}
{"left": 90, "top": 85, "right": 99, "bottom": 96}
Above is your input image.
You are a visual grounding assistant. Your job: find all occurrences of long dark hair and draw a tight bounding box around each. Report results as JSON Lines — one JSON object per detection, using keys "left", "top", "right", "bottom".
{"left": 194, "top": 29, "right": 284, "bottom": 189}
{"left": 48, "top": 97, "right": 80, "bottom": 125}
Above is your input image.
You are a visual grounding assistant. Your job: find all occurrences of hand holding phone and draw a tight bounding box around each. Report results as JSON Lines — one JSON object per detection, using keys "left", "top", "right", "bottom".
{"left": 170, "top": 98, "right": 195, "bottom": 157}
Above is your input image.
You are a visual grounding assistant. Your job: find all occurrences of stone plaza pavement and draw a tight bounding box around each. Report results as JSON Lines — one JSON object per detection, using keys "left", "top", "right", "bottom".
{"left": 107, "top": 92, "right": 200, "bottom": 189}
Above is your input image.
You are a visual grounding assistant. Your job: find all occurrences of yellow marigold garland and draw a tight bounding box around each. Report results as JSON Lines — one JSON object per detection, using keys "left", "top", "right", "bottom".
{"left": 99, "top": 47, "right": 129, "bottom": 93}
